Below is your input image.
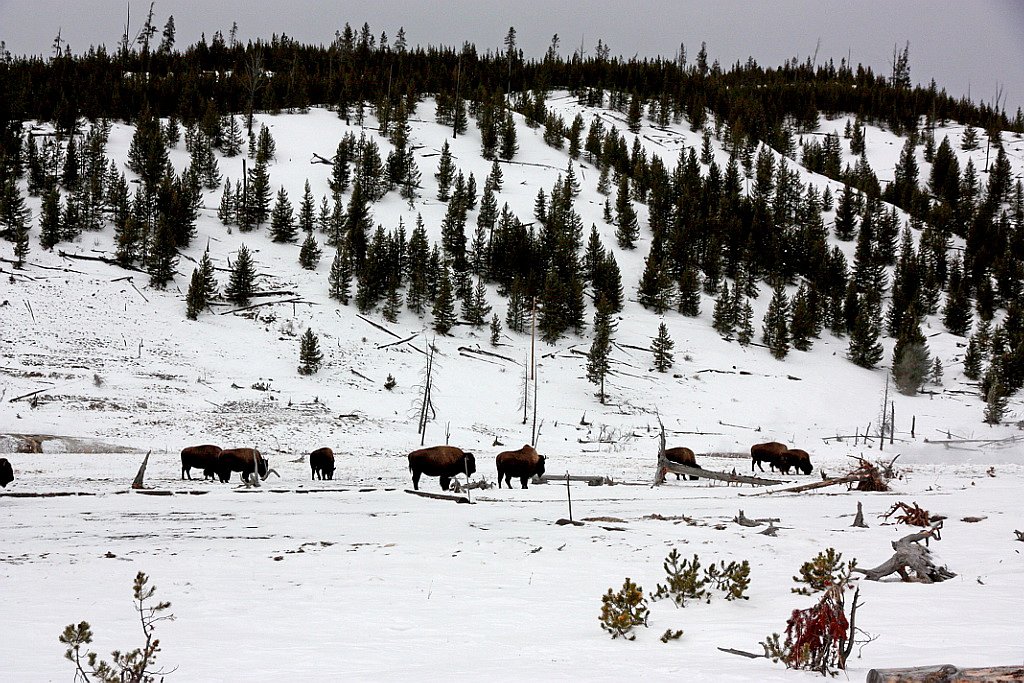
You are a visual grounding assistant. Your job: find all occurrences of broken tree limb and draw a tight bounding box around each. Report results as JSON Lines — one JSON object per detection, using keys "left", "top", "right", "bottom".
{"left": 1015, "top": 530, "right": 1024, "bottom": 542}
{"left": 377, "top": 333, "right": 419, "bottom": 350}
{"left": 852, "top": 523, "right": 955, "bottom": 583}
{"left": 717, "top": 647, "right": 767, "bottom": 659}
{"left": 58, "top": 250, "right": 148, "bottom": 274}
{"left": 456, "top": 346, "right": 519, "bottom": 364}
{"left": 219, "top": 298, "right": 308, "bottom": 315}
{"left": 866, "top": 664, "right": 1024, "bottom": 682}
{"left": 350, "top": 369, "right": 373, "bottom": 383}
{"left": 355, "top": 313, "right": 401, "bottom": 339}
{"left": 8, "top": 385, "right": 55, "bottom": 403}
{"left": 311, "top": 152, "right": 333, "bottom": 164}
{"left": 661, "top": 460, "right": 784, "bottom": 486}
{"left": 746, "top": 473, "right": 864, "bottom": 496}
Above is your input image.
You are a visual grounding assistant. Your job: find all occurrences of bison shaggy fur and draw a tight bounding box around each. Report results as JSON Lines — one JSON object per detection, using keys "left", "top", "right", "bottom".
{"left": 495, "top": 444, "right": 546, "bottom": 489}
{"left": 180, "top": 444, "right": 222, "bottom": 480}
{"left": 664, "top": 446, "right": 702, "bottom": 480}
{"left": 777, "top": 448, "right": 813, "bottom": 475}
{"left": 310, "top": 447, "right": 335, "bottom": 480}
{"left": 751, "top": 441, "right": 788, "bottom": 472}
{"left": 0, "top": 458, "right": 13, "bottom": 488}
{"left": 408, "top": 446, "right": 476, "bottom": 491}
{"left": 216, "top": 448, "right": 268, "bottom": 483}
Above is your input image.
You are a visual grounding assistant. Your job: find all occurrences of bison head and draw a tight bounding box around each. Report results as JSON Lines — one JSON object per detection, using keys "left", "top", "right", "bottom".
{"left": 463, "top": 452, "right": 477, "bottom": 477}
{"left": 535, "top": 455, "right": 546, "bottom": 478}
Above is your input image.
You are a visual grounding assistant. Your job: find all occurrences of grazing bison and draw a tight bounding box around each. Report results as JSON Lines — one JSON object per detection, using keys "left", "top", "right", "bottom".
{"left": 215, "top": 448, "right": 278, "bottom": 483}
{"left": 180, "top": 444, "right": 222, "bottom": 480}
{"left": 664, "top": 447, "right": 702, "bottom": 481}
{"left": 751, "top": 442, "right": 788, "bottom": 472}
{"left": 310, "top": 447, "right": 335, "bottom": 480}
{"left": 0, "top": 458, "right": 13, "bottom": 488}
{"left": 495, "top": 444, "right": 547, "bottom": 489}
{"left": 408, "top": 446, "right": 476, "bottom": 491}
{"left": 777, "top": 448, "right": 813, "bottom": 475}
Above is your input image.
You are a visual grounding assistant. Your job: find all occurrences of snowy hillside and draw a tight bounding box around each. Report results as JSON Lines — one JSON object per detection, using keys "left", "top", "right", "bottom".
{"left": 3, "top": 93, "right": 1024, "bottom": 680}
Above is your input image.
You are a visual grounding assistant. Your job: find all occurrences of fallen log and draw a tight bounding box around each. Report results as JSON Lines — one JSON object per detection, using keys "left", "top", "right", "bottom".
{"left": 866, "top": 664, "right": 1024, "bottom": 682}
{"left": 58, "top": 250, "right": 148, "bottom": 274}
{"left": 356, "top": 313, "right": 402, "bottom": 339}
{"left": 733, "top": 510, "right": 780, "bottom": 527}
{"left": 457, "top": 346, "right": 519, "bottom": 364}
{"left": 532, "top": 474, "right": 611, "bottom": 486}
{"left": 746, "top": 473, "right": 864, "bottom": 496}
{"left": 378, "top": 333, "right": 418, "bottom": 350}
{"left": 8, "top": 385, "right": 56, "bottom": 403}
{"left": 219, "top": 298, "right": 308, "bottom": 315}
{"left": 404, "top": 489, "right": 471, "bottom": 504}
{"left": 662, "top": 461, "right": 783, "bottom": 486}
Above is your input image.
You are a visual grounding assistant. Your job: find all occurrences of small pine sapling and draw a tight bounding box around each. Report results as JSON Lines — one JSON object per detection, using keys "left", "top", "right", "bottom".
{"left": 599, "top": 578, "right": 649, "bottom": 640}
{"left": 705, "top": 560, "right": 751, "bottom": 601}
{"left": 489, "top": 314, "right": 502, "bottom": 346}
{"left": 649, "top": 549, "right": 709, "bottom": 607}
{"left": 298, "top": 328, "right": 324, "bottom": 375}
{"left": 792, "top": 548, "right": 857, "bottom": 595}
{"left": 59, "top": 571, "right": 174, "bottom": 683}
{"left": 384, "top": 374, "right": 396, "bottom": 390}
{"left": 660, "top": 629, "right": 684, "bottom": 643}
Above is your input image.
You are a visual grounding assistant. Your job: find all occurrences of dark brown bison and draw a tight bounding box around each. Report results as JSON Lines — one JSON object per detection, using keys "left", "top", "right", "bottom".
{"left": 495, "top": 444, "right": 546, "bottom": 489}
{"left": 664, "top": 447, "right": 702, "bottom": 480}
{"left": 408, "top": 446, "right": 476, "bottom": 491}
{"left": 215, "top": 448, "right": 279, "bottom": 483}
{"left": 180, "top": 444, "right": 222, "bottom": 480}
{"left": 776, "top": 448, "right": 813, "bottom": 475}
{"left": 310, "top": 447, "right": 335, "bottom": 480}
{"left": 0, "top": 458, "right": 13, "bottom": 488}
{"left": 751, "top": 442, "right": 788, "bottom": 472}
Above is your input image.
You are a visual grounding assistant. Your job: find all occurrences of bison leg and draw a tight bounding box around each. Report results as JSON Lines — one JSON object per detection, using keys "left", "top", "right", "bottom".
{"left": 520, "top": 476, "right": 529, "bottom": 489}
{"left": 439, "top": 475, "right": 451, "bottom": 491}
{"left": 182, "top": 465, "right": 190, "bottom": 480}
{"left": 411, "top": 470, "right": 421, "bottom": 490}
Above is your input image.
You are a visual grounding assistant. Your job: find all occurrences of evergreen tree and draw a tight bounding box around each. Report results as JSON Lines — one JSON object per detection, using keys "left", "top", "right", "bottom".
{"left": 499, "top": 111, "right": 519, "bottom": 160}
{"left": 677, "top": 264, "right": 701, "bottom": 317}
{"left": 38, "top": 185, "right": 62, "bottom": 250}
{"left": 833, "top": 183, "right": 857, "bottom": 241}
{"left": 345, "top": 180, "right": 372, "bottom": 267}
{"left": 587, "top": 296, "right": 615, "bottom": 403}
{"left": 789, "top": 283, "right": 816, "bottom": 351}
{"left": 638, "top": 253, "right": 674, "bottom": 313}
{"left": 270, "top": 186, "right": 297, "bottom": 242}
{"left": 226, "top": 243, "right": 256, "bottom": 305}
{"left": 505, "top": 278, "right": 529, "bottom": 333}
{"left": 299, "top": 232, "right": 322, "bottom": 269}
{"left": 435, "top": 140, "right": 455, "bottom": 201}
{"left": 328, "top": 246, "right": 352, "bottom": 304}
{"left": 593, "top": 252, "right": 624, "bottom": 313}
{"left": 847, "top": 295, "right": 884, "bottom": 368}
{"left": 461, "top": 278, "right": 491, "bottom": 326}
{"left": 298, "top": 180, "right": 316, "bottom": 233}
{"left": 222, "top": 115, "right": 244, "bottom": 157}
{"left": 148, "top": 212, "right": 178, "bottom": 289}
{"left": 487, "top": 158, "right": 504, "bottom": 192}
{"left": 762, "top": 282, "right": 791, "bottom": 359}
{"left": 255, "top": 123, "right": 276, "bottom": 164}
{"left": 651, "top": 321, "right": 675, "bottom": 372}
{"left": 431, "top": 265, "right": 457, "bottom": 334}
{"left": 614, "top": 174, "right": 639, "bottom": 248}
{"left": 983, "top": 377, "right": 1007, "bottom": 425}
{"left": 197, "top": 248, "right": 218, "bottom": 300}
{"left": 712, "top": 281, "right": 736, "bottom": 338}
{"left": 217, "top": 180, "right": 235, "bottom": 225}
{"left": 185, "top": 267, "right": 205, "bottom": 320}
{"left": 929, "top": 357, "right": 944, "bottom": 386}
{"left": 961, "top": 122, "right": 979, "bottom": 151}
{"left": 490, "top": 313, "right": 503, "bottom": 346}
{"left": 382, "top": 283, "right": 402, "bottom": 323}
{"left": 247, "top": 160, "right": 272, "bottom": 227}
{"left": 330, "top": 136, "right": 353, "bottom": 195}
{"left": 736, "top": 299, "right": 755, "bottom": 346}
{"left": 298, "top": 328, "right": 324, "bottom": 375}
{"left": 963, "top": 335, "right": 982, "bottom": 380}
{"left": 942, "top": 255, "right": 972, "bottom": 335}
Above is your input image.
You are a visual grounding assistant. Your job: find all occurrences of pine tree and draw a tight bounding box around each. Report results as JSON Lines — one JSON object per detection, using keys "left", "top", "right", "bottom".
{"left": 929, "top": 357, "right": 944, "bottom": 386}
{"left": 298, "top": 328, "right": 324, "bottom": 375}
{"left": 983, "top": 377, "right": 1007, "bottom": 425}
{"left": 329, "top": 137, "right": 353, "bottom": 195}
{"left": 226, "top": 244, "right": 256, "bottom": 305}
{"left": 255, "top": 123, "right": 276, "bottom": 164}
{"left": 651, "top": 322, "right": 675, "bottom": 372}
{"left": 505, "top": 278, "right": 528, "bottom": 333}
{"left": 833, "top": 184, "right": 857, "bottom": 241}
{"left": 490, "top": 313, "right": 502, "bottom": 346}
{"left": 487, "top": 158, "right": 504, "bottom": 192}
{"left": 382, "top": 283, "right": 401, "bottom": 323}
{"left": 217, "top": 180, "right": 235, "bottom": 225}
{"left": 462, "top": 278, "right": 491, "bottom": 327}
{"left": 185, "top": 267, "right": 206, "bottom": 319}
{"left": 222, "top": 115, "right": 243, "bottom": 157}
{"left": 789, "top": 283, "right": 816, "bottom": 351}
{"left": 328, "top": 246, "right": 352, "bottom": 304}
{"left": 712, "top": 281, "right": 736, "bottom": 338}
{"left": 762, "top": 283, "right": 791, "bottom": 359}
{"left": 736, "top": 299, "right": 755, "bottom": 346}
{"left": 435, "top": 140, "right": 455, "bottom": 201}
{"left": 587, "top": 297, "right": 615, "bottom": 403}
{"left": 148, "top": 212, "right": 178, "bottom": 289}
{"left": 247, "top": 160, "right": 272, "bottom": 227}
{"left": 298, "top": 180, "right": 316, "bottom": 233}
{"left": 299, "top": 233, "right": 322, "bottom": 269}
{"left": 39, "top": 185, "right": 63, "bottom": 250}
{"left": 847, "top": 295, "right": 884, "bottom": 368}
{"left": 270, "top": 186, "right": 297, "bottom": 242}
{"left": 431, "top": 265, "right": 457, "bottom": 335}
{"left": 597, "top": 164, "right": 611, "bottom": 195}
{"left": 500, "top": 111, "right": 519, "bottom": 160}
{"left": 677, "top": 265, "right": 701, "bottom": 317}
{"left": 638, "top": 253, "right": 674, "bottom": 313}
{"left": 961, "top": 122, "right": 979, "bottom": 151}
{"left": 614, "top": 174, "right": 639, "bottom": 248}
{"left": 963, "top": 335, "right": 982, "bottom": 380}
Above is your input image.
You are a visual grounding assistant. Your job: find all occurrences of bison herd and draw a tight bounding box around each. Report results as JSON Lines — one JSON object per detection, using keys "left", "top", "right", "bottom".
{"left": 750, "top": 441, "right": 813, "bottom": 475}
{"left": 180, "top": 445, "right": 279, "bottom": 483}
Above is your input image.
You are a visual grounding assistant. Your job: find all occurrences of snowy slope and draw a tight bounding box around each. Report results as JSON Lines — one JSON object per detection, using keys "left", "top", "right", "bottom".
{"left": 2, "top": 95, "right": 1024, "bottom": 680}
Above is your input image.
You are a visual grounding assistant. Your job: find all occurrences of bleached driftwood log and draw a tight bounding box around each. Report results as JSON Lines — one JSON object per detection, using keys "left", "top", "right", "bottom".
{"left": 866, "top": 664, "right": 1024, "bottom": 682}
{"left": 852, "top": 524, "right": 955, "bottom": 583}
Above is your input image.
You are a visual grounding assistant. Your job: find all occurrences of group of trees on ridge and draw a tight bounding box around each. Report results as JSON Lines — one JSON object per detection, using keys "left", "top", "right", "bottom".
{"left": 1, "top": 21, "right": 1023, "bottom": 421}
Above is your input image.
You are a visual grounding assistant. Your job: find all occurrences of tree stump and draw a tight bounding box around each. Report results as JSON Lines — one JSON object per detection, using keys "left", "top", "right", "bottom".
{"left": 853, "top": 524, "right": 955, "bottom": 583}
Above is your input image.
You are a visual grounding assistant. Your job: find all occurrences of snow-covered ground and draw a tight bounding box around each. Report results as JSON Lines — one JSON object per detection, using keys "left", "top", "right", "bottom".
{"left": 2, "top": 95, "right": 1024, "bottom": 679}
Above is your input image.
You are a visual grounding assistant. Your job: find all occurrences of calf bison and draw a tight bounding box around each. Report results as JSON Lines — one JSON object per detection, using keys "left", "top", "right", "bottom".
{"left": 310, "top": 447, "right": 335, "bottom": 480}
{"left": 0, "top": 458, "right": 13, "bottom": 488}
{"left": 664, "top": 447, "right": 702, "bottom": 480}
{"left": 408, "top": 445, "right": 476, "bottom": 491}
{"left": 495, "top": 444, "right": 546, "bottom": 489}
{"left": 216, "top": 448, "right": 278, "bottom": 483}
{"left": 751, "top": 442, "right": 788, "bottom": 472}
{"left": 776, "top": 448, "right": 813, "bottom": 475}
{"left": 180, "top": 444, "right": 222, "bottom": 480}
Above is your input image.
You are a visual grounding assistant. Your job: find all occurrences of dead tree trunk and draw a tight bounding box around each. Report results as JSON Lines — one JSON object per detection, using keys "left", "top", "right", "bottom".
{"left": 853, "top": 524, "right": 956, "bottom": 583}
{"left": 867, "top": 664, "right": 1024, "bottom": 682}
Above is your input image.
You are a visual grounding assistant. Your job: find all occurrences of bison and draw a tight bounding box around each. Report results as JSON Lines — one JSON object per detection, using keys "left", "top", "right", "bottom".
{"left": 751, "top": 442, "right": 788, "bottom": 472}
{"left": 180, "top": 444, "right": 222, "bottom": 480}
{"left": 408, "top": 446, "right": 476, "bottom": 491}
{"left": 664, "top": 447, "right": 702, "bottom": 481}
{"left": 777, "top": 448, "right": 813, "bottom": 475}
{"left": 495, "top": 444, "right": 546, "bottom": 489}
{"left": 310, "top": 447, "right": 335, "bottom": 480}
{"left": 0, "top": 458, "right": 13, "bottom": 488}
{"left": 215, "top": 448, "right": 279, "bottom": 483}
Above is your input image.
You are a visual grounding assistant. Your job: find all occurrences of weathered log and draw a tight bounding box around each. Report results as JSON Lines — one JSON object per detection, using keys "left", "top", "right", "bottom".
{"left": 748, "top": 473, "right": 864, "bottom": 496}
{"left": 404, "top": 489, "right": 471, "bottom": 504}
{"left": 853, "top": 524, "right": 955, "bottom": 583}
{"left": 58, "top": 250, "right": 149, "bottom": 274}
{"left": 8, "top": 386, "right": 55, "bottom": 403}
{"left": 866, "top": 664, "right": 1024, "bottom": 682}
{"left": 355, "top": 313, "right": 402, "bottom": 339}
{"left": 377, "top": 333, "right": 418, "bottom": 350}
{"left": 456, "top": 346, "right": 520, "bottom": 364}
{"left": 663, "top": 461, "right": 784, "bottom": 486}
{"left": 532, "top": 474, "right": 611, "bottom": 486}
{"left": 219, "top": 298, "right": 308, "bottom": 314}
{"left": 733, "top": 510, "right": 781, "bottom": 527}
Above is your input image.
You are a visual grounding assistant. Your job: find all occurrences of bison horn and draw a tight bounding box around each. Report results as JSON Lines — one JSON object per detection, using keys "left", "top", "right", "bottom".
{"left": 261, "top": 468, "right": 280, "bottom": 481}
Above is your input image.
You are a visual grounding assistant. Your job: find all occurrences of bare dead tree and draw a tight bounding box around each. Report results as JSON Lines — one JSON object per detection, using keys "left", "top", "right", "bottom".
{"left": 243, "top": 50, "right": 265, "bottom": 134}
